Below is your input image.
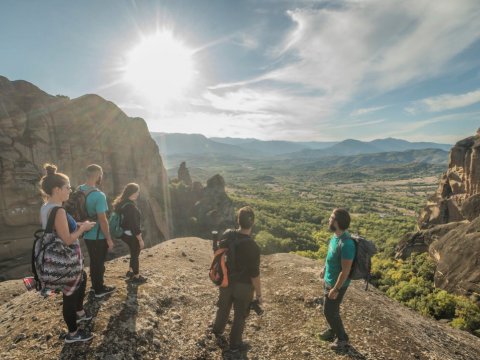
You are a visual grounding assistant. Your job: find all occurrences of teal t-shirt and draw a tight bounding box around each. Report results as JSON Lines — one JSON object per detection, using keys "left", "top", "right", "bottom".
{"left": 324, "top": 231, "right": 356, "bottom": 288}
{"left": 79, "top": 184, "right": 108, "bottom": 240}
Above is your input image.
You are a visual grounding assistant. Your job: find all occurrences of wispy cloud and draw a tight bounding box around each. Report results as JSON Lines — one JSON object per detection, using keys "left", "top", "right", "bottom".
{"left": 350, "top": 105, "right": 388, "bottom": 117}
{"left": 407, "top": 89, "right": 480, "bottom": 113}
{"left": 201, "top": 0, "right": 480, "bottom": 139}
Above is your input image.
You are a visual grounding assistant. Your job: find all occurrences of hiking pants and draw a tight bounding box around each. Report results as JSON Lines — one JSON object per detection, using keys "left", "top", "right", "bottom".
{"left": 63, "top": 271, "right": 87, "bottom": 333}
{"left": 323, "top": 284, "right": 349, "bottom": 341}
{"left": 121, "top": 234, "right": 140, "bottom": 275}
{"left": 84, "top": 239, "right": 108, "bottom": 292}
{"left": 213, "top": 282, "right": 254, "bottom": 347}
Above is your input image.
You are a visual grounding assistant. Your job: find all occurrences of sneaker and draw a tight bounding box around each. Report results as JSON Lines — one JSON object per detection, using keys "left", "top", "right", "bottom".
{"left": 126, "top": 271, "right": 134, "bottom": 278}
{"left": 94, "top": 285, "right": 116, "bottom": 298}
{"left": 76, "top": 310, "right": 93, "bottom": 323}
{"left": 130, "top": 275, "right": 147, "bottom": 284}
{"left": 318, "top": 328, "right": 335, "bottom": 342}
{"left": 64, "top": 329, "right": 94, "bottom": 343}
{"left": 330, "top": 339, "right": 349, "bottom": 351}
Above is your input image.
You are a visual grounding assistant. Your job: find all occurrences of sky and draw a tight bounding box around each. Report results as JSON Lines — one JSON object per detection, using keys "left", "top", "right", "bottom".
{"left": 1, "top": 0, "right": 480, "bottom": 143}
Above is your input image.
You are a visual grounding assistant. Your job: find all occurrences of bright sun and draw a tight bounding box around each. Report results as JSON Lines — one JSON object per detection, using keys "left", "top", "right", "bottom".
{"left": 124, "top": 32, "right": 194, "bottom": 104}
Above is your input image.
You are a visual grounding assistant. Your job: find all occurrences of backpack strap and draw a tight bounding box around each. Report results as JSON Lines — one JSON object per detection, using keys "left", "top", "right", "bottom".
{"left": 45, "top": 206, "right": 64, "bottom": 234}
{"left": 82, "top": 187, "right": 99, "bottom": 220}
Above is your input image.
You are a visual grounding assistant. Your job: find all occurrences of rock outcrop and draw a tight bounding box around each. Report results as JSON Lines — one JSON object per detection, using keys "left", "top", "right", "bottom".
{"left": 418, "top": 130, "right": 480, "bottom": 228}
{"left": 1, "top": 238, "right": 479, "bottom": 360}
{"left": 0, "top": 76, "right": 172, "bottom": 280}
{"left": 397, "top": 130, "right": 480, "bottom": 299}
{"left": 170, "top": 163, "right": 234, "bottom": 239}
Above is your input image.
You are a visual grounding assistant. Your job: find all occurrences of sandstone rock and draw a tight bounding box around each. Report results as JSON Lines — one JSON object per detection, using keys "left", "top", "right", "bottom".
{"left": 461, "top": 193, "right": 480, "bottom": 221}
{"left": 177, "top": 161, "right": 192, "bottom": 186}
{"left": 0, "top": 76, "right": 172, "bottom": 280}
{"left": 419, "top": 131, "right": 480, "bottom": 228}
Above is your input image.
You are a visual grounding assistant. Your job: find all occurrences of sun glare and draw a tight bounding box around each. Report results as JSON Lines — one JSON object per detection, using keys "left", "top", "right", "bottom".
{"left": 124, "top": 32, "right": 194, "bottom": 105}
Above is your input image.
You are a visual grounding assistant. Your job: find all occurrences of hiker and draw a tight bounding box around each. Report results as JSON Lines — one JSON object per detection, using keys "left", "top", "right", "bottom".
{"left": 79, "top": 164, "right": 116, "bottom": 298}
{"left": 319, "top": 208, "right": 356, "bottom": 351}
{"left": 111, "top": 183, "right": 147, "bottom": 284}
{"left": 212, "top": 206, "right": 262, "bottom": 353}
{"left": 39, "top": 164, "right": 96, "bottom": 343}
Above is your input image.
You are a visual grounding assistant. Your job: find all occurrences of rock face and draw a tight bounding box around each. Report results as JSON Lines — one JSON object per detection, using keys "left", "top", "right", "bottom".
{"left": 0, "top": 76, "right": 172, "bottom": 280}
{"left": 397, "top": 131, "right": 480, "bottom": 299}
{"left": 418, "top": 131, "right": 480, "bottom": 228}
{"left": 170, "top": 163, "right": 234, "bottom": 239}
{"left": 1, "top": 238, "right": 479, "bottom": 360}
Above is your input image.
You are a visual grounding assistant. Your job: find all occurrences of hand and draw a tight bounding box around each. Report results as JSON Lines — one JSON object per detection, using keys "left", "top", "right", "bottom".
{"left": 256, "top": 295, "right": 263, "bottom": 305}
{"left": 139, "top": 239, "right": 145, "bottom": 250}
{"left": 80, "top": 221, "right": 95, "bottom": 232}
{"left": 107, "top": 239, "right": 114, "bottom": 251}
{"left": 320, "top": 266, "right": 325, "bottom": 278}
{"left": 328, "top": 288, "right": 339, "bottom": 300}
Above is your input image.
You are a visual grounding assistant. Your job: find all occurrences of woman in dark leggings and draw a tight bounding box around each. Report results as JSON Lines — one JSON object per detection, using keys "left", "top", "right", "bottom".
{"left": 39, "top": 163, "right": 96, "bottom": 343}
{"left": 112, "top": 183, "right": 146, "bottom": 284}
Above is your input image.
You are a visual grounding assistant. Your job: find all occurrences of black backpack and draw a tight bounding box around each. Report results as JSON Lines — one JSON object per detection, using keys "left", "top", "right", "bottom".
{"left": 209, "top": 230, "right": 249, "bottom": 287}
{"left": 64, "top": 187, "right": 98, "bottom": 222}
{"left": 338, "top": 234, "right": 377, "bottom": 290}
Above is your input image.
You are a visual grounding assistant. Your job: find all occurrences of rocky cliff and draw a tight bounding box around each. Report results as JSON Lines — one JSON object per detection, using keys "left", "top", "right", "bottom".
{"left": 1, "top": 238, "right": 479, "bottom": 360}
{"left": 397, "top": 130, "right": 480, "bottom": 299}
{"left": 0, "top": 76, "right": 172, "bottom": 280}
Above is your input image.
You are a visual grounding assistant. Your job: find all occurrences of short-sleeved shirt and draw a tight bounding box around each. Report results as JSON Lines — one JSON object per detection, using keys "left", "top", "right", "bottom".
{"left": 324, "top": 231, "right": 356, "bottom": 288}
{"left": 79, "top": 184, "right": 108, "bottom": 240}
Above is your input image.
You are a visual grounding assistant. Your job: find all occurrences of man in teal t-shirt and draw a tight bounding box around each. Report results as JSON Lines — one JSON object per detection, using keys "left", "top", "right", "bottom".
{"left": 80, "top": 164, "right": 116, "bottom": 298}
{"left": 319, "top": 208, "right": 356, "bottom": 351}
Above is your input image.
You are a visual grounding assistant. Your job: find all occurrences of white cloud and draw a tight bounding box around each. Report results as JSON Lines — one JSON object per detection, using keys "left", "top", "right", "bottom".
{"left": 350, "top": 106, "right": 388, "bottom": 117}
{"left": 415, "top": 90, "right": 480, "bottom": 112}
{"left": 201, "top": 0, "right": 480, "bottom": 139}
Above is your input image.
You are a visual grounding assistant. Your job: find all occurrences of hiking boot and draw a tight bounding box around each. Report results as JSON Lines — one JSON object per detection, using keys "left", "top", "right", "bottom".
{"left": 126, "top": 270, "right": 134, "bottom": 278}
{"left": 94, "top": 285, "right": 116, "bottom": 298}
{"left": 130, "top": 275, "right": 147, "bottom": 284}
{"left": 318, "top": 328, "right": 335, "bottom": 342}
{"left": 330, "top": 339, "right": 349, "bottom": 351}
{"left": 64, "top": 329, "right": 93, "bottom": 343}
{"left": 76, "top": 310, "right": 93, "bottom": 323}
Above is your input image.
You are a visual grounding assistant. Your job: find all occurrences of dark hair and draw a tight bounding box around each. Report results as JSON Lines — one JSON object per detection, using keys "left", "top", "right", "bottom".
{"left": 333, "top": 208, "right": 351, "bottom": 230}
{"left": 86, "top": 164, "right": 102, "bottom": 177}
{"left": 112, "top": 183, "right": 140, "bottom": 211}
{"left": 237, "top": 206, "right": 255, "bottom": 229}
{"left": 39, "top": 163, "right": 69, "bottom": 197}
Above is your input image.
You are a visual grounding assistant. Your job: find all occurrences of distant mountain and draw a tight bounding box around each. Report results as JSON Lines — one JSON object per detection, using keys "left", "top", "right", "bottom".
{"left": 370, "top": 137, "right": 451, "bottom": 152}
{"left": 286, "top": 138, "right": 451, "bottom": 159}
{"left": 303, "top": 148, "right": 449, "bottom": 168}
{"left": 150, "top": 133, "right": 256, "bottom": 159}
{"left": 151, "top": 133, "right": 452, "bottom": 162}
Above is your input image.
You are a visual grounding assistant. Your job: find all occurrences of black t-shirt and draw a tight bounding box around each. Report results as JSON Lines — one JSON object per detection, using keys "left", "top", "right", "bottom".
{"left": 222, "top": 229, "right": 260, "bottom": 284}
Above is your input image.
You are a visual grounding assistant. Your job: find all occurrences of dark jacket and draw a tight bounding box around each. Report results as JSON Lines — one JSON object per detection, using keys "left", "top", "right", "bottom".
{"left": 120, "top": 201, "right": 142, "bottom": 236}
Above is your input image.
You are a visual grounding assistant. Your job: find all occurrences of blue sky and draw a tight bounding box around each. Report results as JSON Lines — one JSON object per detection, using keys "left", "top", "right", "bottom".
{"left": 1, "top": 0, "right": 480, "bottom": 143}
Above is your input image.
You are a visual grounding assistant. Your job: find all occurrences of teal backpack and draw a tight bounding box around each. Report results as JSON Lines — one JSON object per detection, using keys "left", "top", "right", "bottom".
{"left": 109, "top": 202, "right": 130, "bottom": 238}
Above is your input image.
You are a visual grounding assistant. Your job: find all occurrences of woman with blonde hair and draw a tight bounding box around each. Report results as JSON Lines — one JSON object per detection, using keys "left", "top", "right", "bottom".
{"left": 112, "top": 183, "right": 146, "bottom": 284}
{"left": 39, "top": 163, "right": 96, "bottom": 343}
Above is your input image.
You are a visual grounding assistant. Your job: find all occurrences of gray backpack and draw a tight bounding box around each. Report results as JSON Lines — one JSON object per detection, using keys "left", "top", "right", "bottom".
{"left": 338, "top": 234, "right": 377, "bottom": 290}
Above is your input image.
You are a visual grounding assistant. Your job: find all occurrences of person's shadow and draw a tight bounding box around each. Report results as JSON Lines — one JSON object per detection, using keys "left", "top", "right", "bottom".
{"left": 334, "top": 344, "right": 367, "bottom": 360}
{"left": 59, "top": 281, "right": 139, "bottom": 359}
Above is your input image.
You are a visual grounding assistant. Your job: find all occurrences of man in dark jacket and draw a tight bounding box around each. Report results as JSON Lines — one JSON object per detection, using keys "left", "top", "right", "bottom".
{"left": 212, "top": 206, "right": 262, "bottom": 353}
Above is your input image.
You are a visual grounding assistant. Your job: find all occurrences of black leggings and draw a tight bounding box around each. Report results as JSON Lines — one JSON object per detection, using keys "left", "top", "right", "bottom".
{"left": 121, "top": 235, "right": 140, "bottom": 275}
{"left": 63, "top": 271, "right": 87, "bottom": 333}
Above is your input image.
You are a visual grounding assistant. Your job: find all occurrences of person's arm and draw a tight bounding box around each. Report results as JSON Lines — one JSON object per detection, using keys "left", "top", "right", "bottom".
{"left": 249, "top": 242, "right": 262, "bottom": 303}
{"left": 95, "top": 192, "right": 113, "bottom": 250}
{"left": 97, "top": 212, "right": 113, "bottom": 250}
{"left": 54, "top": 208, "right": 95, "bottom": 245}
{"left": 251, "top": 276, "right": 262, "bottom": 304}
